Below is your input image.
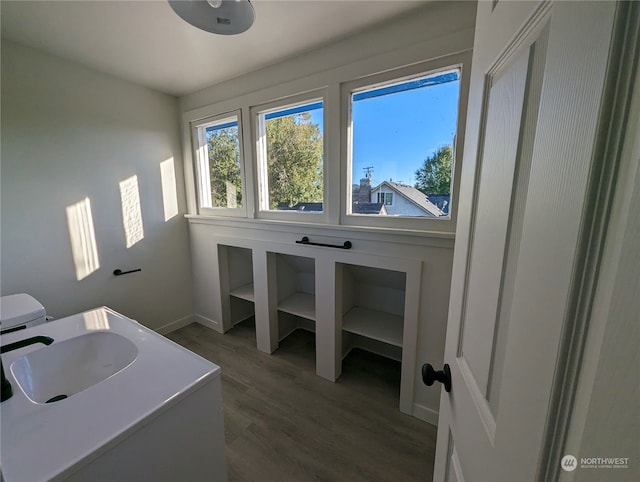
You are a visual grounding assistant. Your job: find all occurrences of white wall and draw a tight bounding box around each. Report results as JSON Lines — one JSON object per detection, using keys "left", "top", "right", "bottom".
{"left": 1, "top": 41, "right": 193, "bottom": 332}
{"left": 179, "top": 1, "right": 476, "bottom": 424}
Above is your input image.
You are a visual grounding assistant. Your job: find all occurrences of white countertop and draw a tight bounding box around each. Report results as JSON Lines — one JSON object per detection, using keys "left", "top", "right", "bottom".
{"left": 0, "top": 307, "right": 220, "bottom": 482}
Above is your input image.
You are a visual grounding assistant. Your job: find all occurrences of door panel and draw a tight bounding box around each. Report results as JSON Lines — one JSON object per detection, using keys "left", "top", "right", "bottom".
{"left": 444, "top": 432, "right": 466, "bottom": 482}
{"left": 486, "top": 24, "right": 549, "bottom": 417}
{"left": 459, "top": 45, "right": 529, "bottom": 400}
{"left": 433, "top": 1, "right": 619, "bottom": 481}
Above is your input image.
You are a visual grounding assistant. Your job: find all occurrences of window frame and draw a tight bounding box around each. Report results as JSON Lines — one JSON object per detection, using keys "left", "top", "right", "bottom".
{"left": 182, "top": 50, "right": 470, "bottom": 236}
{"left": 340, "top": 57, "right": 467, "bottom": 233}
{"left": 191, "top": 109, "right": 248, "bottom": 218}
{"left": 251, "top": 90, "right": 329, "bottom": 223}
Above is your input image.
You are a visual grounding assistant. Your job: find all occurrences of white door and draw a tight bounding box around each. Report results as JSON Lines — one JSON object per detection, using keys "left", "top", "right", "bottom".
{"left": 431, "top": 1, "right": 623, "bottom": 481}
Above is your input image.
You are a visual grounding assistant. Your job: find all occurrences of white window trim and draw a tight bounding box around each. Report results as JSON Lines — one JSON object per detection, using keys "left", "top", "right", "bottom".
{"left": 340, "top": 53, "right": 470, "bottom": 233}
{"left": 250, "top": 90, "right": 329, "bottom": 224}
{"left": 191, "top": 110, "right": 248, "bottom": 218}
{"left": 181, "top": 49, "right": 471, "bottom": 236}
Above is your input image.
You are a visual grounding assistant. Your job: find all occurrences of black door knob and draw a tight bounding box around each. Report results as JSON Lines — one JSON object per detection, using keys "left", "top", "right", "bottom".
{"left": 422, "top": 363, "right": 452, "bottom": 392}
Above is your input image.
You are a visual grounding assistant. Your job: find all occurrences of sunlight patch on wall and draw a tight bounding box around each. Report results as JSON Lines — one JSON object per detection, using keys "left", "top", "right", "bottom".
{"left": 119, "top": 175, "right": 144, "bottom": 248}
{"left": 160, "top": 158, "right": 179, "bottom": 221}
{"left": 66, "top": 197, "right": 100, "bottom": 281}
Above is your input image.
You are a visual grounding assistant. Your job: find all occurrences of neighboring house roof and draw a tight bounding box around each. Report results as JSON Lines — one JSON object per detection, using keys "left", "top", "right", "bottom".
{"left": 425, "top": 193, "right": 450, "bottom": 214}
{"left": 276, "top": 202, "right": 324, "bottom": 212}
{"left": 372, "top": 181, "right": 443, "bottom": 217}
{"left": 352, "top": 202, "right": 387, "bottom": 215}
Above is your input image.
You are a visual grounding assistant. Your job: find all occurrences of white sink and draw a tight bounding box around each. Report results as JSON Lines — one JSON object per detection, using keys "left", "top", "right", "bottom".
{"left": 11, "top": 331, "right": 137, "bottom": 403}
{"left": 1, "top": 307, "right": 226, "bottom": 482}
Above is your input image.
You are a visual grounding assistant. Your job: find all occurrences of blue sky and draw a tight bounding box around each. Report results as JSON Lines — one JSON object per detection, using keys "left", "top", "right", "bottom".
{"left": 306, "top": 73, "right": 460, "bottom": 188}
{"left": 351, "top": 77, "right": 460, "bottom": 187}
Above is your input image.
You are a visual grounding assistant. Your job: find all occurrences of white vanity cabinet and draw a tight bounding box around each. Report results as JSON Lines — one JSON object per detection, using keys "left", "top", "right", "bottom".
{"left": 64, "top": 377, "right": 226, "bottom": 482}
{"left": 0, "top": 308, "right": 227, "bottom": 482}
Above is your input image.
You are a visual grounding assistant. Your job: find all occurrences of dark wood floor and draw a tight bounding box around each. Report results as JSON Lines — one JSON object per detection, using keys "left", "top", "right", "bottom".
{"left": 167, "top": 319, "right": 437, "bottom": 482}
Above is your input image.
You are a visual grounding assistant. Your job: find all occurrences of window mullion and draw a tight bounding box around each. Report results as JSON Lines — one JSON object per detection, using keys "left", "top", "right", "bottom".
{"left": 255, "top": 113, "right": 269, "bottom": 211}
{"left": 196, "top": 126, "right": 212, "bottom": 209}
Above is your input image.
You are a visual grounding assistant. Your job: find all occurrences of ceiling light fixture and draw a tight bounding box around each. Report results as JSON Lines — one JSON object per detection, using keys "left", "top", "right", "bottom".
{"left": 169, "top": 0, "right": 255, "bottom": 35}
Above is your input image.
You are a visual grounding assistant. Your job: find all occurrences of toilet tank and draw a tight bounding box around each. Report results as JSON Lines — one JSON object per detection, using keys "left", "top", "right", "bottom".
{"left": 0, "top": 294, "right": 46, "bottom": 333}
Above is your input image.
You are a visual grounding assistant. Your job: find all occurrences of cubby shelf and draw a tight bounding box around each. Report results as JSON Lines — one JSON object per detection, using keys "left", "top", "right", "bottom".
{"left": 342, "top": 306, "right": 403, "bottom": 347}
{"left": 278, "top": 292, "right": 316, "bottom": 321}
{"left": 214, "top": 244, "right": 419, "bottom": 415}
{"left": 230, "top": 282, "right": 254, "bottom": 302}
{"left": 219, "top": 245, "right": 255, "bottom": 330}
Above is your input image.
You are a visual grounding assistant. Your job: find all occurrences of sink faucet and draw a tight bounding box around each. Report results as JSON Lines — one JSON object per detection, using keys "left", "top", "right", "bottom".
{"left": 1, "top": 336, "right": 54, "bottom": 402}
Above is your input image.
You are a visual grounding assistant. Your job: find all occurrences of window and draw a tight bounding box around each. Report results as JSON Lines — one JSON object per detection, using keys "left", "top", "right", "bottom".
{"left": 348, "top": 69, "right": 460, "bottom": 219}
{"left": 186, "top": 52, "right": 468, "bottom": 233}
{"left": 255, "top": 97, "right": 324, "bottom": 215}
{"left": 193, "top": 111, "right": 245, "bottom": 215}
{"left": 377, "top": 192, "right": 393, "bottom": 205}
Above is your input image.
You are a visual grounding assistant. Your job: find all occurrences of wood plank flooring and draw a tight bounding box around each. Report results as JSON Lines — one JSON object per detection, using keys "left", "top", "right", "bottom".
{"left": 167, "top": 319, "right": 437, "bottom": 482}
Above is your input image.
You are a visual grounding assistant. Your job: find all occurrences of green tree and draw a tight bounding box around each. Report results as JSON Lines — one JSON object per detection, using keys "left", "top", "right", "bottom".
{"left": 207, "top": 127, "right": 242, "bottom": 207}
{"left": 414, "top": 145, "right": 453, "bottom": 195}
{"left": 266, "top": 112, "right": 323, "bottom": 208}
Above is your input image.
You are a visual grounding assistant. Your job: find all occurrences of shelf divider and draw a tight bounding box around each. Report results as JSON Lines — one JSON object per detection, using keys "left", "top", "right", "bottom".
{"left": 278, "top": 292, "right": 316, "bottom": 321}
{"left": 342, "top": 306, "right": 403, "bottom": 347}
{"left": 230, "top": 282, "right": 255, "bottom": 302}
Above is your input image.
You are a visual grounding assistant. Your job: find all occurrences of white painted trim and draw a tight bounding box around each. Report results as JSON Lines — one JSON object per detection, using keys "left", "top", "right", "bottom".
{"left": 451, "top": 446, "right": 467, "bottom": 482}
{"left": 186, "top": 215, "right": 455, "bottom": 249}
{"left": 155, "top": 314, "right": 195, "bottom": 335}
{"left": 191, "top": 109, "right": 248, "bottom": 218}
{"left": 412, "top": 402, "right": 439, "bottom": 427}
{"left": 249, "top": 89, "right": 330, "bottom": 224}
{"left": 340, "top": 52, "right": 472, "bottom": 234}
{"left": 181, "top": 28, "right": 474, "bottom": 125}
{"left": 194, "top": 314, "right": 223, "bottom": 333}
{"left": 541, "top": 3, "right": 640, "bottom": 479}
{"left": 180, "top": 18, "right": 475, "bottom": 235}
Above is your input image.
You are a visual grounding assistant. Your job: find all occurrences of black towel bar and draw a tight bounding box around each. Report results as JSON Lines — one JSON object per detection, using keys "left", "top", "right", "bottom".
{"left": 295, "top": 236, "right": 352, "bottom": 249}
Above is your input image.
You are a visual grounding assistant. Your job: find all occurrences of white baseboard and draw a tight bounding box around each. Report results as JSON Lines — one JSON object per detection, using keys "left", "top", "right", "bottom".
{"left": 194, "top": 314, "right": 223, "bottom": 333}
{"left": 155, "top": 314, "right": 195, "bottom": 335}
{"left": 412, "top": 403, "right": 439, "bottom": 427}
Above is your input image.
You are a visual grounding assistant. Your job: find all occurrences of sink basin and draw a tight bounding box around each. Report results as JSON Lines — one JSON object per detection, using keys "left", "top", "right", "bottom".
{"left": 11, "top": 331, "right": 137, "bottom": 403}
{"left": 1, "top": 307, "right": 224, "bottom": 482}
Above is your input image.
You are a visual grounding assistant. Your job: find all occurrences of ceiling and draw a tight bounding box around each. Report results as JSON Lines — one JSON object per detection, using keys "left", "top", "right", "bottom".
{"left": 1, "top": 0, "right": 429, "bottom": 97}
